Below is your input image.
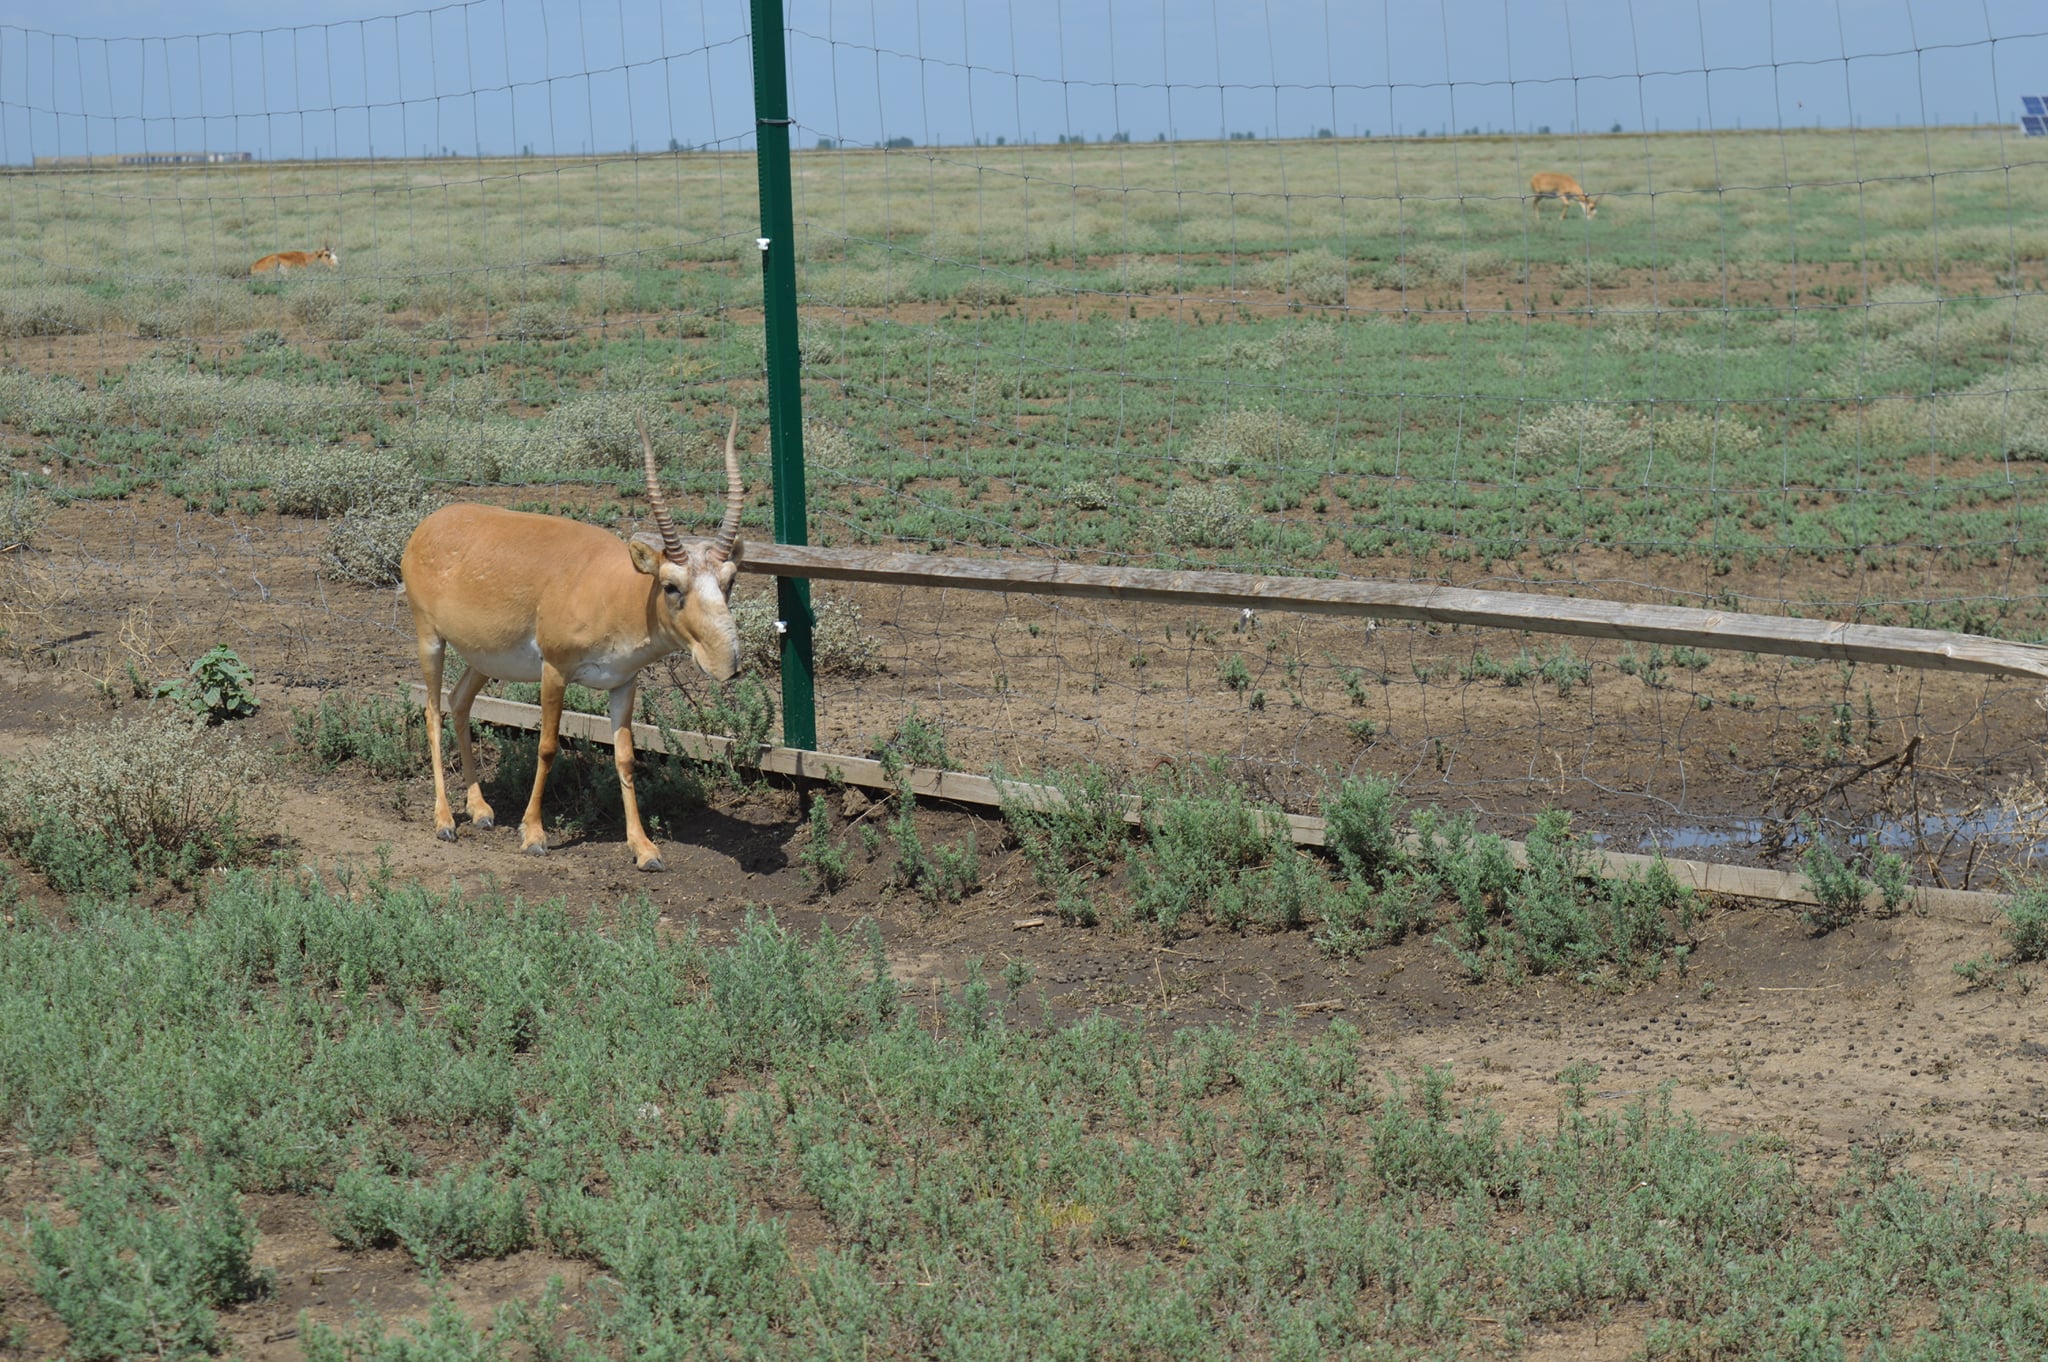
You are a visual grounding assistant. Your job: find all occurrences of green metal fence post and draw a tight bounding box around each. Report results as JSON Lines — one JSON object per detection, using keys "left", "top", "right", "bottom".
{"left": 748, "top": 0, "right": 817, "bottom": 750}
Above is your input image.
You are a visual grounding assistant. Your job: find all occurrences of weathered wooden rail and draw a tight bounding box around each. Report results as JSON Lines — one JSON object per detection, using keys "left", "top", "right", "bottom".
{"left": 412, "top": 685, "right": 2011, "bottom": 923}
{"left": 737, "top": 543, "right": 2048, "bottom": 681}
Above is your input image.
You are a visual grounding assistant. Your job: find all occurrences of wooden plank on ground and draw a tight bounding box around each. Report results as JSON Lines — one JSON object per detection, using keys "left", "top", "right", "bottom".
{"left": 738, "top": 543, "right": 2048, "bottom": 681}
{"left": 411, "top": 685, "right": 2009, "bottom": 923}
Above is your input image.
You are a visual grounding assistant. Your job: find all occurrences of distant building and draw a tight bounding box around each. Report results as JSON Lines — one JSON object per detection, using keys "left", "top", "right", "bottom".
{"left": 31, "top": 150, "right": 254, "bottom": 168}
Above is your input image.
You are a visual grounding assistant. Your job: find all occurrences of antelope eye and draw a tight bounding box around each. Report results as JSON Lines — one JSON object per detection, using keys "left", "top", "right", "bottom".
{"left": 662, "top": 582, "right": 684, "bottom": 602}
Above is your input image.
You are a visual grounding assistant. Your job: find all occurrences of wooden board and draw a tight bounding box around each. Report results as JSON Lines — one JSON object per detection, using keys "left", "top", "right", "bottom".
{"left": 737, "top": 543, "right": 2048, "bottom": 681}
{"left": 411, "top": 685, "right": 2010, "bottom": 923}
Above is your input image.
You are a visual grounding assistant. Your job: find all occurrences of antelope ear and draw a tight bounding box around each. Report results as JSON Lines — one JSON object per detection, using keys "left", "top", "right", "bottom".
{"left": 627, "top": 536, "right": 662, "bottom": 576}
{"left": 725, "top": 537, "right": 745, "bottom": 566}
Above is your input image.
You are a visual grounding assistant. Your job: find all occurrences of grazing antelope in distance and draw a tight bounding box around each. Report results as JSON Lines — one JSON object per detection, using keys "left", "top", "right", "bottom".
{"left": 400, "top": 413, "right": 746, "bottom": 871}
{"left": 1529, "top": 172, "right": 1598, "bottom": 219}
{"left": 249, "top": 245, "right": 339, "bottom": 274}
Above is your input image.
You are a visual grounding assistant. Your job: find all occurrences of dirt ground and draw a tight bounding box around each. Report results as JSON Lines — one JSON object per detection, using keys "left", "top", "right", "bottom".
{"left": 2, "top": 492, "right": 2045, "bottom": 1356}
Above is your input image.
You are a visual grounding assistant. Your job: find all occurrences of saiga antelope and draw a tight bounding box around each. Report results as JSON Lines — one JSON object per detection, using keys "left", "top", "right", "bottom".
{"left": 400, "top": 413, "right": 745, "bottom": 871}
{"left": 249, "top": 245, "right": 339, "bottom": 274}
{"left": 1529, "top": 173, "right": 1597, "bottom": 219}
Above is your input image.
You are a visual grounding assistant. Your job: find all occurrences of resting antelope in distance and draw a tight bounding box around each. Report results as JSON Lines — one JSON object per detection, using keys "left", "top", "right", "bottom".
{"left": 1529, "top": 172, "right": 1597, "bottom": 219}
{"left": 249, "top": 245, "right": 339, "bottom": 274}
{"left": 400, "top": 413, "right": 746, "bottom": 871}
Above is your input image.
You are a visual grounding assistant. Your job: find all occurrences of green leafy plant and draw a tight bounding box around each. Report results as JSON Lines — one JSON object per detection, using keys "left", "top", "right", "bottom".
{"left": 1000, "top": 762, "right": 1129, "bottom": 926}
{"left": 799, "top": 796, "right": 850, "bottom": 895}
{"left": 28, "top": 1160, "right": 266, "bottom": 1360}
{"left": 291, "top": 690, "right": 436, "bottom": 779}
{"left": 1799, "top": 819, "right": 1910, "bottom": 934}
{"left": 153, "top": 645, "right": 260, "bottom": 722}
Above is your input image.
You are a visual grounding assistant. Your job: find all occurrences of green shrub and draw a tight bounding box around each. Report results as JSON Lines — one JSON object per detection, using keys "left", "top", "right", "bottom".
{"left": 291, "top": 690, "right": 434, "bottom": 778}
{"left": 1000, "top": 763, "right": 1129, "bottom": 925}
{"left": 1131, "top": 771, "right": 1330, "bottom": 938}
{"left": 153, "top": 644, "right": 262, "bottom": 722}
{"left": 323, "top": 1166, "right": 532, "bottom": 1269}
{"left": 1799, "top": 820, "right": 1910, "bottom": 934}
{"left": 28, "top": 1161, "right": 265, "bottom": 1360}
{"left": 0, "top": 707, "right": 273, "bottom": 890}
{"left": 1322, "top": 774, "right": 1405, "bottom": 889}
{"left": 3, "top": 471, "right": 48, "bottom": 548}
{"left": 1423, "top": 809, "right": 1696, "bottom": 981}
{"left": 799, "top": 797, "right": 850, "bottom": 895}
{"left": 1998, "top": 880, "right": 2048, "bottom": 962}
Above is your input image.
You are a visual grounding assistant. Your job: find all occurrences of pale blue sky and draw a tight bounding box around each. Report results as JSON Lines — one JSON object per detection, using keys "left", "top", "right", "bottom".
{"left": 0, "top": 0, "right": 2043, "bottom": 162}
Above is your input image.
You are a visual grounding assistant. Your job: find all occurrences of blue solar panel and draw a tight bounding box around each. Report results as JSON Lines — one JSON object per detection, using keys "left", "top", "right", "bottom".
{"left": 2027, "top": 115, "right": 2048, "bottom": 137}
{"left": 2026, "top": 95, "right": 2048, "bottom": 116}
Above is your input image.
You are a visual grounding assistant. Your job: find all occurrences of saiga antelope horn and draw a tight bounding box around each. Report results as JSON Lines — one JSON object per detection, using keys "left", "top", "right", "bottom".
{"left": 714, "top": 412, "right": 743, "bottom": 559}
{"left": 637, "top": 414, "right": 686, "bottom": 562}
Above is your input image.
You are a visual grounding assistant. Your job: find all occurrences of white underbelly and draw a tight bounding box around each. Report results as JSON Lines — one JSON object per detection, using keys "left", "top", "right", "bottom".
{"left": 453, "top": 639, "right": 659, "bottom": 692}
{"left": 456, "top": 639, "right": 545, "bottom": 683}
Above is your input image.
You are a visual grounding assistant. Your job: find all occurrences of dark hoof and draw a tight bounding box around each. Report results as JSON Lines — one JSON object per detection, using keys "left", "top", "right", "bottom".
{"left": 472, "top": 816, "right": 495, "bottom": 831}
{"left": 436, "top": 827, "right": 458, "bottom": 844}
{"left": 522, "top": 841, "right": 550, "bottom": 857}
{"left": 637, "top": 856, "right": 666, "bottom": 874}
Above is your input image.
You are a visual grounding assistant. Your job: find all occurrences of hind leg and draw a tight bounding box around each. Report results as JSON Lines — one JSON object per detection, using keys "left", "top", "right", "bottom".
{"left": 416, "top": 632, "right": 459, "bottom": 842}
{"left": 447, "top": 663, "right": 495, "bottom": 829}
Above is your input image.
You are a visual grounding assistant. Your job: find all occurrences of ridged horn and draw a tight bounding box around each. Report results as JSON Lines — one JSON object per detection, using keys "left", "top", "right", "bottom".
{"left": 714, "top": 412, "right": 743, "bottom": 560}
{"left": 637, "top": 414, "right": 686, "bottom": 562}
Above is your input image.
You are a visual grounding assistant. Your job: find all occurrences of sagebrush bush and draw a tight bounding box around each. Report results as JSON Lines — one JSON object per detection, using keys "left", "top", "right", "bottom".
{"left": 1245, "top": 248, "right": 1349, "bottom": 305}
{"left": 731, "top": 592, "right": 881, "bottom": 676}
{"left": 1652, "top": 407, "right": 1765, "bottom": 460}
{"left": 394, "top": 412, "right": 570, "bottom": 483}
{"left": 3, "top": 473, "right": 48, "bottom": 548}
{"left": 248, "top": 444, "right": 424, "bottom": 517}
{"left": 0, "top": 707, "right": 274, "bottom": 888}
{"left": 291, "top": 690, "right": 434, "bottom": 778}
{"left": 1184, "top": 406, "right": 1318, "bottom": 474}
{"left": 1516, "top": 401, "right": 1648, "bottom": 467}
{"left": 289, "top": 285, "right": 380, "bottom": 340}
{"left": 0, "top": 283, "right": 107, "bottom": 337}
{"left": 501, "top": 300, "right": 579, "bottom": 341}
{"left": 575, "top": 270, "right": 634, "bottom": 315}
{"left": 2000, "top": 881, "right": 2048, "bottom": 962}
{"left": 1556, "top": 256, "right": 1621, "bottom": 289}
{"left": 135, "top": 284, "right": 257, "bottom": 341}
{"left": 1862, "top": 280, "right": 1941, "bottom": 337}
{"left": 812, "top": 265, "right": 908, "bottom": 307}
{"left": 543, "top": 390, "right": 689, "bottom": 469}
{"left": 120, "top": 362, "right": 376, "bottom": 435}
{"left": 422, "top": 372, "right": 505, "bottom": 420}
{"left": 325, "top": 493, "right": 443, "bottom": 586}
{"left": 0, "top": 368, "right": 107, "bottom": 434}
{"left": 1162, "top": 483, "right": 1247, "bottom": 549}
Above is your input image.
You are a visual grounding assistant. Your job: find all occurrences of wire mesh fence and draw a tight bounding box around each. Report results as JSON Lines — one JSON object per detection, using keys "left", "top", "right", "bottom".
{"left": 2, "top": 1, "right": 2047, "bottom": 887}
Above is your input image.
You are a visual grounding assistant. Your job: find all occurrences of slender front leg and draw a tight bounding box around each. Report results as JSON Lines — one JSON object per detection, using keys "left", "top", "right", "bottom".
{"left": 609, "top": 683, "right": 664, "bottom": 872}
{"left": 416, "top": 632, "right": 457, "bottom": 842}
{"left": 447, "top": 664, "right": 495, "bottom": 829}
{"left": 519, "top": 663, "right": 566, "bottom": 856}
